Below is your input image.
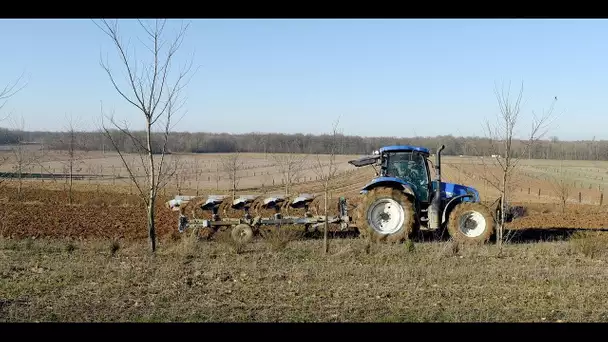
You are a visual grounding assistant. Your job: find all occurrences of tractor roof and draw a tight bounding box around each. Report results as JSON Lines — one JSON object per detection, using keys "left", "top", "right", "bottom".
{"left": 378, "top": 145, "right": 430, "bottom": 155}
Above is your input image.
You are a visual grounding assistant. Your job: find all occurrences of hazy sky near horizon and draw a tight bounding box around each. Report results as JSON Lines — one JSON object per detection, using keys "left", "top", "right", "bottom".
{"left": 0, "top": 19, "right": 606, "bottom": 140}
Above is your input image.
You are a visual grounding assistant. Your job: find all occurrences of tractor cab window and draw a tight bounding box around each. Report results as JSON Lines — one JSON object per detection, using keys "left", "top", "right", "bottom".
{"left": 385, "top": 151, "right": 429, "bottom": 202}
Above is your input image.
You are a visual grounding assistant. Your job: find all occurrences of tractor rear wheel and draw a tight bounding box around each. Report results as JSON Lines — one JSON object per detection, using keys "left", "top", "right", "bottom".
{"left": 447, "top": 202, "right": 495, "bottom": 244}
{"left": 356, "top": 186, "right": 416, "bottom": 243}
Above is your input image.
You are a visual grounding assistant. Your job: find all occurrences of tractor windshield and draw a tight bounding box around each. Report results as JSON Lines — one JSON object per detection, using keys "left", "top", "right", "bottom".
{"left": 385, "top": 151, "right": 429, "bottom": 202}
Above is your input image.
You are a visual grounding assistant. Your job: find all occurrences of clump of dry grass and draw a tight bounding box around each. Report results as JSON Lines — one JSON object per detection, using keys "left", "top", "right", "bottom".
{"left": 569, "top": 231, "right": 608, "bottom": 259}
{"left": 259, "top": 226, "right": 302, "bottom": 252}
{"left": 171, "top": 228, "right": 201, "bottom": 258}
{"left": 214, "top": 229, "right": 247, "bottom": 254}
{"left": 25, "top": 237, "right": 34, "bottom": 250}
{"left": 404, "top": 239, "right": 415, "bottom": 253}
{"left": 65, "top": 240, "right": 77, "bottom": 254}
{"left": 110, "top": 239, "right": 120, "bottom": 256}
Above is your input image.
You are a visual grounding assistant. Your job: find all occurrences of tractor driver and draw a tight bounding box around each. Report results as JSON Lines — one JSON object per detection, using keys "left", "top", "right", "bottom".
{"left": 388, "top": 155, "right": 428, "bottom": 198}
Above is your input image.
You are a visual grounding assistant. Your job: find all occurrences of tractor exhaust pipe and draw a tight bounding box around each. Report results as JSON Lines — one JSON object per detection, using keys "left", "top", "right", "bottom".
{"left": 435, "top": 144, "right": 445, "bottom": 183}
{"left": 428, "top": 144, "right": 445, "bottom": 230}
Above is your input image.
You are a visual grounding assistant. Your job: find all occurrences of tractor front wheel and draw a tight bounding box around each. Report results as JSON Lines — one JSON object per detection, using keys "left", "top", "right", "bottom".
{"left": 356, "top": 187, "right": 416, "bottom": 243}
{"left": 447, "top": 202, "right": 495, "bottom": 244}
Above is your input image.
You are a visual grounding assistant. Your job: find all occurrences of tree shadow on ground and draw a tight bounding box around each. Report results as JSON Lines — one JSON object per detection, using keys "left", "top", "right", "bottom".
{"left": 412, "top": 227, "right": 608, "bottom": 244}
{"left": 254, "top": 225, "right": 608, "bottom": 244}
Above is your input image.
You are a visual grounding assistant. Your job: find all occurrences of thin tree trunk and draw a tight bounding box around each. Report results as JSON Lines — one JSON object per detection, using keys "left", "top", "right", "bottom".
{"left": 232, "top": 176, "right": 236, "bottom": 200}
{"left": 323, "top": 184, "right": 328, "bottom": 254}
{"left": 69, "top": 162, "right": 73, "bottom": 205}
{"left": 146, "top": 120, "right": 157, "bottom": 253}
{"left": 499, "top": 172, "right": 507, "bottom": 248}
{"left": 148, "top": 196, "right": 156, "bottom": 252}
{"left": 195, "top": 170, "right": 199, "bottom": 196}
{"left": 17, "top": 163, "right": 23, "bottom": 200}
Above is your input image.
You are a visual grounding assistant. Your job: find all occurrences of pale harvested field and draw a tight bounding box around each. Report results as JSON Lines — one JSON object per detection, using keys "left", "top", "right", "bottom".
{"left": 1, "top": 149, "right": 607, "bottom": 206}
{"left": 0, "top": 150, "right": 361, "bottom": 193}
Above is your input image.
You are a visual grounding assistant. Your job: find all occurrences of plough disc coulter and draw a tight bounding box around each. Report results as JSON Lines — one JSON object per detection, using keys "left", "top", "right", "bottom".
{"left": 169, "top": 193, "right": 353, "bottom": 243}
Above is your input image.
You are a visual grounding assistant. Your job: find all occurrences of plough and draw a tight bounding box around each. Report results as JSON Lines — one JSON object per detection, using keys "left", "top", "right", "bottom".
{"left": 168, "top": 193, "right": 353, "bottom": 244}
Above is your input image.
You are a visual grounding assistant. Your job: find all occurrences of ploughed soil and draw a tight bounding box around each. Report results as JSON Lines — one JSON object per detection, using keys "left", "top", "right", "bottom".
{"left": 1, "top": 186, "right": 608, "bottom": 241}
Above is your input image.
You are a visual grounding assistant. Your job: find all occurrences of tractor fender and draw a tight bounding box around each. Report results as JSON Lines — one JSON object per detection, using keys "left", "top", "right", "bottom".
{"left": 360, "top": 177, "right": 416, "bottom": 198}
{"left": 441, "top": 194, "right": 476, "bottom": 224}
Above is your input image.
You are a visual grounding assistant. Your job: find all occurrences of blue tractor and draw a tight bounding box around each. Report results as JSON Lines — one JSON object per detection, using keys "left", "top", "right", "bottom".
{"left": 169, "top": 144, "right": 507, "bottom": 245}
{"left": 348, "top": 144, "right": 495, "bottom": 244}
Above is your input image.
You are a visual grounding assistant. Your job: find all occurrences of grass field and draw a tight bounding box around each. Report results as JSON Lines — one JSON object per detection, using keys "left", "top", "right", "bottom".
{"left": 3, "top": 232, "right": 608, "bottom": 322}
{"left": 2, "top": 149, "right": 608, "bottom": 322}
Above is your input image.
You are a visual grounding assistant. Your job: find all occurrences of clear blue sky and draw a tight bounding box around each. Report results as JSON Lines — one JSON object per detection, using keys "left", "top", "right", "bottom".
{"left": 0, "top": 19, "right": 606, "bottom": 140}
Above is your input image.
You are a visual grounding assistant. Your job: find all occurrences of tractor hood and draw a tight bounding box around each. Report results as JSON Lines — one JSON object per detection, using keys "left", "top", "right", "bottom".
{"left": 433, "top": 181, "right": 480, "bottom": 202}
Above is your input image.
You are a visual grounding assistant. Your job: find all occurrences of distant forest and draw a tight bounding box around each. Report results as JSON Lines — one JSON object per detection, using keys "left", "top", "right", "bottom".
{"left": 0, "top": 127, "right": 606, "bottom": 161}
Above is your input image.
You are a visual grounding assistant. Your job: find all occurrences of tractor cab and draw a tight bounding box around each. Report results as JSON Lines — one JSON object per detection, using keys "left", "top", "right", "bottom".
{"left": 349, "top": 145, "right": 435, "bottom": 203}
{"left": 377, "top": 146, "right": 432, "bottom": 203}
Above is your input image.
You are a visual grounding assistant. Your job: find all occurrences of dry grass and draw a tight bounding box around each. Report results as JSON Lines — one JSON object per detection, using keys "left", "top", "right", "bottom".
{"left": 3, "top": 234, "right": 608, "bottom": 322}
{"left": 569, "top": 231, "right": 608, "bottom": 258}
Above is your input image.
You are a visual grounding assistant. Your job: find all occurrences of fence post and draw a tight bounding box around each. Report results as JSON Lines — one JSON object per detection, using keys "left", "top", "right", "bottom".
{"left": 538, "top": 188, "right": 541, "bottom": 198}
{"left": 600, "top": 193, "right": 604, "bottom": 206}
{"left": 579, "top": 192, "right": 582, "bottom": 203}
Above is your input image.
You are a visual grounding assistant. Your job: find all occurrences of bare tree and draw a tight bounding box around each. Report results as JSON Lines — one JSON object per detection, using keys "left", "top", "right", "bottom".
{"left": 9, "top": 116, "right": 43, "bottom": 200}
{"left": 58, "top": 115, "right": 88, "bottom": 204}
{"left": 221, "top": 151, "right": 245, "bottom": 200}
{"left": 94, "top": 19, "right": 195, "bottom": 252}
{"left": 550, "top": 146, "right": 571, "bottom": 213}
{"left": 0, "top": 74, "right": 28, "bottom": 188}
{"left": 480, "top": 81, "right": 557, "bottom": 248}
{"left": 85, "top": 163, "right": 105, "bottom": 195}
{"left": 312, "top": 117, "right": 343, "bottom": 254}
{"left": 272, "top": 141, "right": 307, "bottom": 197}
{"left": 193, "top": 158, "right": 201, "bottom": 195}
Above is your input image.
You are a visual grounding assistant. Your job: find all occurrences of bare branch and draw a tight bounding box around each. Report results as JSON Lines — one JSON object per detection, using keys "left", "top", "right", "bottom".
{"left": 0, "top": 72, "right": 28, "bottom": 116}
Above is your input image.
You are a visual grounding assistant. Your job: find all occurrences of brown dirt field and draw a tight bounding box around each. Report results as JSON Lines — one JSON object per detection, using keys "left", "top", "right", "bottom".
{"left": 506, "top": 202, "right": 608, "bottom": 230}
{"left": 2, "top": 152, "right": 608, "bottom": 241}
{"left": 0, "top": 202, "right": 180, "bottom": 241}
{"left": 1, "top": 182, "right": 608, "bottom": 241}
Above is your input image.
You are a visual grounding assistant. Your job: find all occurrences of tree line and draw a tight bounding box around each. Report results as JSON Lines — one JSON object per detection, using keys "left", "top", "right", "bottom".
{"left": 0, "top": 128, "right": 606, "bottom": 161}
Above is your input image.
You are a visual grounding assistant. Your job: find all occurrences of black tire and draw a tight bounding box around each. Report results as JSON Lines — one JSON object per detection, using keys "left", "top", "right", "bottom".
{"left": 231, "top": 224, "right": 254, "bottom": 244}
{"left": 447, "top": 202, "right": 495, "bottom": 244}
{"left": 355, "top": 186, "right": 416, "bottom": 243}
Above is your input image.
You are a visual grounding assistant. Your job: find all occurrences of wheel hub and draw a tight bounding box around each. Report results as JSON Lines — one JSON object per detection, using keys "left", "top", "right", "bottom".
{"left": 458, "top": 211, "right": 487, "bottom": 238}
{"left": 367, "top": 198, "right": 405, "bottom": 235}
